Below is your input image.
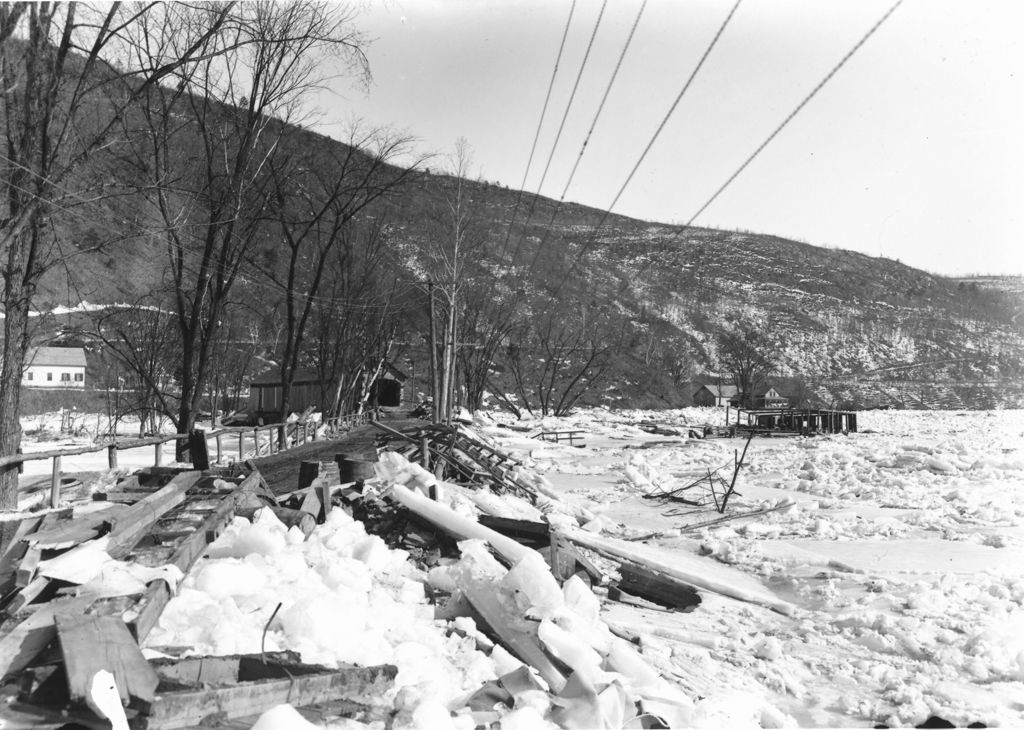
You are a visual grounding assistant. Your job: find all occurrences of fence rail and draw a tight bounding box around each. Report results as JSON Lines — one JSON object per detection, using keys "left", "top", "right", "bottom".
{"left": 1, "top": 411, "right": 375, "bottom": 507}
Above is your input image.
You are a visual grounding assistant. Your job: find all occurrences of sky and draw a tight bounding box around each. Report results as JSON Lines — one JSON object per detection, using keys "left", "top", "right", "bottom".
{"left": 311, "top": 0, "right": 1024, "bottom": 278}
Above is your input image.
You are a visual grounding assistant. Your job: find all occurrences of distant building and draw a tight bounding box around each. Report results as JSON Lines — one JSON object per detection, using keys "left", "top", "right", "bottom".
{"left": 755, "top": 386, "right": 789, "bottom": 409}
{"left": 248, "top": 368, "right": 323, "bottom": 423}
{"left": 693, "top": 383, "right": 741, "bottom": 408}
{"left": 22, "top": 346, "right": 87, "bottom": 388}
{"left": 370, "top": 362, "right": 407, "bottom": 409}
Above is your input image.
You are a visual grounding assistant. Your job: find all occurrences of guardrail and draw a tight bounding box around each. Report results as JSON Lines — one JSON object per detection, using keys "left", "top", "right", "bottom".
{"left": 0, "top": 411, "right": 375, "bottom": 507}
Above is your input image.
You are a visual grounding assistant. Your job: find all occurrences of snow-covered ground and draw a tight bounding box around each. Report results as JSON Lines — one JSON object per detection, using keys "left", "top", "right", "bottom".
{"left": 477, "top": 408, "right": 1024, "bottom": 727}
{"left": 104, "top": 407, "right": 1024, "bottom": 727}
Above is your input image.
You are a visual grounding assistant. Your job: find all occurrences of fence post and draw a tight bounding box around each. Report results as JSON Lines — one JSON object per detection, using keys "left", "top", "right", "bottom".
{"left": 216, "top": 433, "right": 223, "bottom": 464}
{"left": 154, "top": 441, "right": 163, "bottom": 467}
{"left": 189, "top": 429, "right": 210, "bottom": 471}
{"left": 50, "top": 455, "right": 62, "bottom": 508}
{"left": 107, "top": 444, "right": 118, "bottom": 469}
{"left": 239, "top": 431, "right": 245, "bottom": 461}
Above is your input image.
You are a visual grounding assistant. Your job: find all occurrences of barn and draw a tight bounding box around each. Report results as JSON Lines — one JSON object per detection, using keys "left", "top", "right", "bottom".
{"left": 248, "top": 368, "right": 323, "bottom": 423}
{"left": 692, "top": 383, "right": 741, "bottom": 408}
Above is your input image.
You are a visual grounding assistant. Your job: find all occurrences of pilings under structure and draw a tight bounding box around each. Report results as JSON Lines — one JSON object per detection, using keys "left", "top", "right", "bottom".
{"left": 734, "top": 408, "right": 857, "bottom": 435}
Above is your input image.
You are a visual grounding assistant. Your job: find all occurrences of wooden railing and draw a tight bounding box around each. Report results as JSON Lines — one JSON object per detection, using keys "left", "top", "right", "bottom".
{"left": 0, "top": 411, "right": 375, "bottom": 507}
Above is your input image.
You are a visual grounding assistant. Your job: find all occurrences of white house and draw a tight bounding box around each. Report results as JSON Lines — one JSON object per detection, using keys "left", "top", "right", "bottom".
{"left": 22, "top": 346, "right": 87, "bottom": 388}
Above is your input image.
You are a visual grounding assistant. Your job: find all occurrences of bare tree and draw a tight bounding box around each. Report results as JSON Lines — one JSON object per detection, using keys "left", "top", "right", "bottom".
{"left": 716, "top": 321, "right": 779, "bottom": 409}
{"left": 415, "top": 139, "right": 488, "bottom": 421}
{"left": 120, "top": 1, "right": 371, "bottom": 455}
{"left": 499, "top": 296, "right": 622, "bottom": 417}
{"left": 309, "top": 218, "right": 408, "bottom": 416}
{"left": 261, "top": 129, "right": 418, "bottom": 438}
{"left": 0, "top": 3, "right": 235, "bottom": 506}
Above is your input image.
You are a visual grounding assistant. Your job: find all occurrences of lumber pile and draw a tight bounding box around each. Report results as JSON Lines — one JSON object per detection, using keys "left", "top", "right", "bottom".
{"left": 0, "top": 462, "right": 403, "bottom": 728}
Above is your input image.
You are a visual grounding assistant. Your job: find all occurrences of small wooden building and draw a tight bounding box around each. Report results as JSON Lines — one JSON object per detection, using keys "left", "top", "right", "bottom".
{"left": 370, "top": 362, "right": 407, "bottom": 409}
{"left": 693, "top": 383, "right": 741, "bottom": 408}
{"left": 248, "top": 368, "right": 323, "bottom": 423}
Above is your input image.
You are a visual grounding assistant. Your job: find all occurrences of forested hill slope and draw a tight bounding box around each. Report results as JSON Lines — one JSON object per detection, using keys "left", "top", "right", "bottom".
{"left": 38, "top": 125, "right": 1024, "bottom": 410}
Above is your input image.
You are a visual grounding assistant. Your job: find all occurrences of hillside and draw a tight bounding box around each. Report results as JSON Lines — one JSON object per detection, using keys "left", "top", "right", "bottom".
{"left": 32, "top": 126, "right": 1024, "bottom": 411}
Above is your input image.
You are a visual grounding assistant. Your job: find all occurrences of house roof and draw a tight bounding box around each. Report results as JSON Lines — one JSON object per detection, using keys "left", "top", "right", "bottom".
{"left": 26, "top": 346, "right": 87, "bottom": 368}
{"left": 250, "top": 368, "right": 322, "bottom": 386}
{"left": 380, "top": 362, "right": 408, "bottom": 382}
{"left": 697, "top": 383, "right": 739, "bottom": 398}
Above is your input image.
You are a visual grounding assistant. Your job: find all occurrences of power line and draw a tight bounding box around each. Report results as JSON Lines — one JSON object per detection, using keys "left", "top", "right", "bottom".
{"left": 543, "top": 0, "right": 743, "bottom": 297}
{"left": 494, "top": 0, "right": 578, "bottom": 267}
{"left": 509, "top": 0, "right": 610, "bottom": 266}
{"left": 617, "top": 0, "right": 904, "bottom": 297}
{"left": 510, "top": 0, "right": 648, "bottom": 278}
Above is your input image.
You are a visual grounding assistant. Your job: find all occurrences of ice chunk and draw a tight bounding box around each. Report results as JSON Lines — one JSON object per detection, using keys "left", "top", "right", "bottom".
{"left": 501, "top": 552, "right": 563, "bottom": 618}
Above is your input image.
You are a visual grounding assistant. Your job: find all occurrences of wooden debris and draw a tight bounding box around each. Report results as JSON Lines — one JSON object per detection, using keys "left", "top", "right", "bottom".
{"left": 56, "top": 614, "right": 159, "bottom": 707}
{"left": 386, "top": 483, "right": 534, "bottom": 566}
{"left": 106, "top": 471, "right": 202, "bottom": 559}
{"left": 564, "top": 529, "right": 794, "bottom": 615}
{"left": 0, "top": 596, "right": 94, "bottom": 680}
{"left": 143, "top": 656, "right": 396, "bottom": 729}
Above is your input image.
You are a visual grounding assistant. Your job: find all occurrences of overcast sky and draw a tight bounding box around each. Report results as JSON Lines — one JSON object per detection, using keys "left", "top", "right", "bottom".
{"left": 313, "top": 0, "right": 1023, "bottom": 278}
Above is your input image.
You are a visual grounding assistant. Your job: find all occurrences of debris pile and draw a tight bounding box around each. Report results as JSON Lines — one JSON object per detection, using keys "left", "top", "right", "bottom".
{"left": 0, "top": 419, "right": 796, "bottom": 728}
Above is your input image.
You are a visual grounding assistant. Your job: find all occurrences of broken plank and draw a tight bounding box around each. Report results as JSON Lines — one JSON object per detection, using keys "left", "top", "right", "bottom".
{"left": 56, "top": 614, "right": 159, "bottom": 707}
{"left": 25, "top": 509, "right": 121, "bottom": 551}
{"left": 5, "top": 575, "right": 50, "bottom": 615}
{"left": 477, "top": 515, "right": 550, "bottom": 547}
{"left": 106, "top": 471, "right": 202, "bottom": 559}
{"left": 564, "top": 529, "right": 794, "bottom": 615}
{"left": 142, "top": 663, "right": 396, "bottom": 729}
{"left": 0, "top": 596, "right": 95, "bottom": 680}
{"left": 15, "top": 545, "right": 42, "bottom": 587}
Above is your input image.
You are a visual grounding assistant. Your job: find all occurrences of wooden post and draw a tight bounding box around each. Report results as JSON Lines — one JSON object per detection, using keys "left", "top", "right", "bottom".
{"left": 239, "top": 432, "right": 245, "bottom": 461}
{"left": 298, "top": 461, "right": 320, "bottom": 491}
{"left": 154, "top": 441, "right": 163, "bottom": 467}
{"left": 50, "top": 455, "right": 61, "bottom": 508}
{"left": 215, "top": 433, "right": 223, "bottom": 464}
{"left": 421, "top": 435, "right": 430, "bottom": 470}
{"left": 107, "top": 444, "right": 118, "bottom": 469}
{"left": 189, "top": 429, "right": 210, "bottom": 471}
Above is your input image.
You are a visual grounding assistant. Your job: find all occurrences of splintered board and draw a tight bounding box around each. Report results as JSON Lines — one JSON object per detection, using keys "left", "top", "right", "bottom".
{"left": 56, "top": 614, "right": 159, "bottom": 706}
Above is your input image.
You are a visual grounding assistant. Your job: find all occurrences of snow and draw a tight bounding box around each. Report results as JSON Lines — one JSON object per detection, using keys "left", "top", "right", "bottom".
{"left": 478, "top": 407, "right": 1024, "bottom": 727}
{"left": 137, "top": 407, "right": 1024, "bottom": 727}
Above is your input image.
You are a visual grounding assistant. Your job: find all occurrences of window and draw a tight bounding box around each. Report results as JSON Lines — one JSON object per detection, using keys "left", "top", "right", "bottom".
{"left": 61, "top": 373, "right": 71, "bottom": 381}
{"left": 46, "top": 373, "right": 53, "bottom": 381}
{"left": 25, "top": 372, "right": 33, "bottom": 381}
{"left": 74, "top": 373, "right": 83, "bottom": 382}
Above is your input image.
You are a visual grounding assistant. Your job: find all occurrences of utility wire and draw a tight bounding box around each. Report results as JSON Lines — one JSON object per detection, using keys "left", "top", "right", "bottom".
{"left": 510, "top": 0, "right": 609, "bottom": 264}
{"left": 617, "top": 0, "right": 904, "bottom": 297}
{"left": 509, "top": 0, "right": 647, "bottom": 276}
{"left": 494, "top": 0, "right": 578, "bottom": 267}
{"left": 543, "top": 0, "right": 743, "bottom": 296}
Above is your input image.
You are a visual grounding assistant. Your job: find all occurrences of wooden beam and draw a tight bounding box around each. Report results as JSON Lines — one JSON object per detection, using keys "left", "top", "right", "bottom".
{"left": 0, "top": 596, "right": 94, "bottom": 680}
{"left": 56, "top": 614, "right": 159, "bottom": 707}
{"left": 132, "top": 488, "right": 240, "bottom": 642}
{"left": 106, "top": 471, "right": 202, "bottom": 559}
{"left": 143, "top": 663, "right": 396, "bottom": 729}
